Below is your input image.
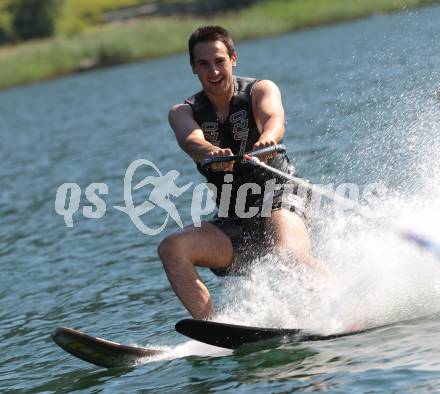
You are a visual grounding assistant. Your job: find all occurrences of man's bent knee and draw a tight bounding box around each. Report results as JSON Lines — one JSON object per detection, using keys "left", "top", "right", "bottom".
{"left": 157, "top": 233, "right": 185, "bottom": 262}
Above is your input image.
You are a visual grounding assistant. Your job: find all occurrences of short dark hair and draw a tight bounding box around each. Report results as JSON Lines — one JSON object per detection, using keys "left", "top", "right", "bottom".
{"left": 188, "top": 26, "right": 235, "bottom": 65}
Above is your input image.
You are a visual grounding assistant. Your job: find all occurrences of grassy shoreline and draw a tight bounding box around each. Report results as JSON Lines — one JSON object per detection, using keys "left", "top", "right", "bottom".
{"left": 1, "top": 0, "right": 439, "bottom": 91}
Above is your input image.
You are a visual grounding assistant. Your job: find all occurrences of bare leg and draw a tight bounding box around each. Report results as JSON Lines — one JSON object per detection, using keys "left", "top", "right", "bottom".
{"left": 157, "top": 222, "right": 233, "bottom": 319}
{"left": 267, "top": 209, "right": 331, "bottom": 278}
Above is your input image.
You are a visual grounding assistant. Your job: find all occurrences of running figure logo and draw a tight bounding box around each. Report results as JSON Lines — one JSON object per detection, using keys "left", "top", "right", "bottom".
{"left": 114, "top": 159, "right": 192, "bottom": 235}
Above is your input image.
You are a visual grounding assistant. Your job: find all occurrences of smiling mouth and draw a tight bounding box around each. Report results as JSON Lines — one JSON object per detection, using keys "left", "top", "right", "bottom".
{"left": 209, "top": 77, "right": 223, "bottom": 86}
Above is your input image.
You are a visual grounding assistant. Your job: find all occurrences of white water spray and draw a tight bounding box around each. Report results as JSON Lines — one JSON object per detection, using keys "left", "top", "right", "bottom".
{"left": 214, "top": 87, "right": 440, "bottom": 335}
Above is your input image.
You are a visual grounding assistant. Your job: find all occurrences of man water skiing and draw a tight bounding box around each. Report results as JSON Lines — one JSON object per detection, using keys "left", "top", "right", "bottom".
{"left": 159, "top": 26, "right": 328, "bottom": 320}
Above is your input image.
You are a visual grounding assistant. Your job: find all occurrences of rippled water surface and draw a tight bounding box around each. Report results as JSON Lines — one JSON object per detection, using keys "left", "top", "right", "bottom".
{"left": 2, "top": 5, "right": 440, "bottom": 393}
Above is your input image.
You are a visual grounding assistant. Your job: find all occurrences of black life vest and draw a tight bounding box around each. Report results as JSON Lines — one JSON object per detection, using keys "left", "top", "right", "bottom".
{"left": 185, "top": 76, "right": 293, "bottom": 216}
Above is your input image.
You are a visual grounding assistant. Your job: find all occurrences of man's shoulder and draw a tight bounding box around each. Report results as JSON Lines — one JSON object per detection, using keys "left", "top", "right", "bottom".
{"left": 252, "top": 79, "right": 279, "bottom": 90}
{"left": 251, "top": 79, "right": 281, "bottom": 98}
{"left": 168, "top": 102, "right": 193, "bottom": 120}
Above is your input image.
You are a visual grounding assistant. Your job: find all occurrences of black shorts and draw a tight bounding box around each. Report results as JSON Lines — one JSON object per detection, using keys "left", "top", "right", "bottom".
{"left": 209, "top": 183, "right": 310, "bottom": 276}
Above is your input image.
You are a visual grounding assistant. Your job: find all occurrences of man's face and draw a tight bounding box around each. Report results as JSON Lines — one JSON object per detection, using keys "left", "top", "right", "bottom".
{"left": 191, "top": 40, "right": 236, "bottom": 97}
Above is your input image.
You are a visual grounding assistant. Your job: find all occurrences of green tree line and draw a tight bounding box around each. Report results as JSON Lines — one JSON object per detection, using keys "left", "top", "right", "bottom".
{"left": 0, "top": 0, "right": 59, "bottom": 43}
{"left": 0, "top": 0, "right": 256, "bottom": 45}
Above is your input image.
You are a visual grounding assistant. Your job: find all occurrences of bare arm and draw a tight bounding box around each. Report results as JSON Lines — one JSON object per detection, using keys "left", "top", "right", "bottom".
{"left": 168, "top": 103, "right": 233, "bottom": 171}
{"left": 252, "top": 80, "right": 285, "bottom": 153}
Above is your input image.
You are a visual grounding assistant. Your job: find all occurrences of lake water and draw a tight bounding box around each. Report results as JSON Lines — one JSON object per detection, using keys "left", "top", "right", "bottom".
{"left": 2, "top": 5, "right": 440, "bottom": 393}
